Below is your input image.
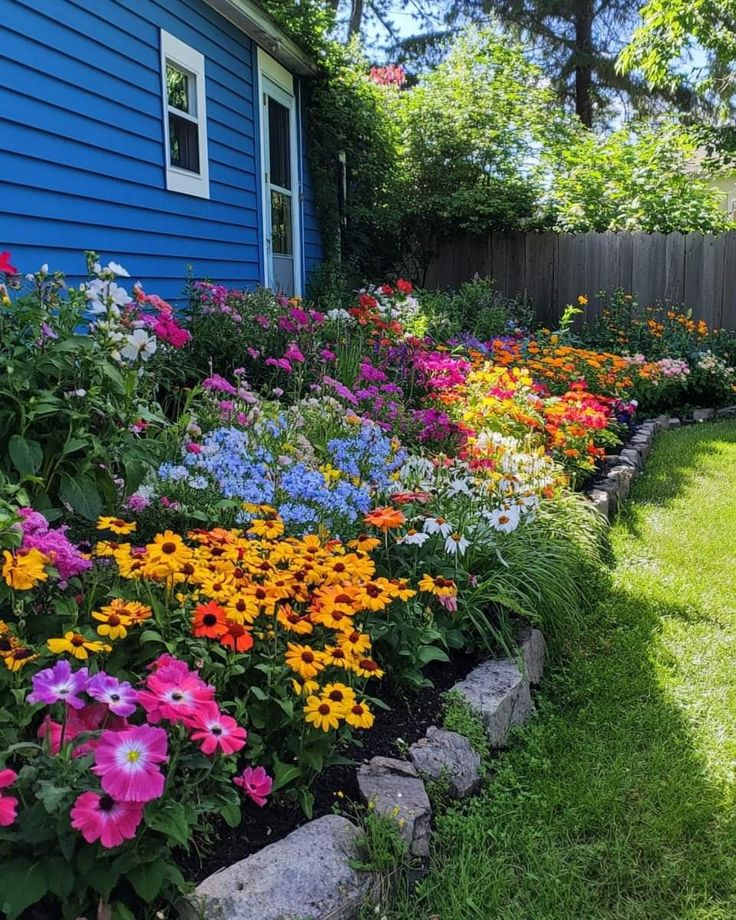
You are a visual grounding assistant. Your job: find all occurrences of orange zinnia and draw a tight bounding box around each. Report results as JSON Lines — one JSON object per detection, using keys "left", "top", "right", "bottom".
{"left": 363, "top": 507, "right": 406, "bottom": 531}
{"left": 192, "top": 601, "right": 228, "bottom": 639}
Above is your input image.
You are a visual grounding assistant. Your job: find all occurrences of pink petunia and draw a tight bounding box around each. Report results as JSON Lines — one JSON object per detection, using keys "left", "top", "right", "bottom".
{"left": 92, "top": 724, "right": 168, "bottom": 803}
{"left": 70, "top": 791, "right": 144, "bottom": 848}
{"left": 0, "top": 769, "right": 18, "bottom": 826}
{"left": 138, "top": 659, "right": 215, "bottom": 724}
{"left": 186, "top": 703, "right": 247, "bottom": 756}
{"left": 233, "top": 765, "right": 272, "bottom": 807}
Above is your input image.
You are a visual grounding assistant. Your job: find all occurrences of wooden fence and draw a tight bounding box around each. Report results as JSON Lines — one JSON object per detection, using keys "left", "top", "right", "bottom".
{"left": 422, "top": 231, "right": 736, "bottom": 330}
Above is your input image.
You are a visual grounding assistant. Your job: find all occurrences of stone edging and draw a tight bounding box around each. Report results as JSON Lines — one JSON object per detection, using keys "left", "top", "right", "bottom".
{"left": 181, "top": 407, "right": 733, "bottom": 919}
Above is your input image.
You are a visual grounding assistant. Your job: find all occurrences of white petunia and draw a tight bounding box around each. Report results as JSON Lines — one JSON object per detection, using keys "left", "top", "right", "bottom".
{"left": 121, "top": 328, "right": 157, "bottom": 363}
{"left": 423, "top": 516, "right": 453, "bottom": 538}
{"left": 444, "top": 532, "right": 470, "bottom": 556}
{"left": 487, "top": 505, "right": 521, "bottom": 534}
{"left": 399, "top": 529, "right": 430, "bottom": 547}
{"left": 106, "top": 261, "right": 130, "bottom": 278}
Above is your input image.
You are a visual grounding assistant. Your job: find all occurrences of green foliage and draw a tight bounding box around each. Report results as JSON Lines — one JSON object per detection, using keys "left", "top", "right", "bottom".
{"left": 420, "top": 278, "right": 533, "bottom": 340}
{"left": 442, "top": 692, "right": 491, "bottom": 772}
{"left": 396, "top": 28, "right": 561, "bottom": 239}
{"left": 546, "top": 119, "right": 732, "bottom": 233}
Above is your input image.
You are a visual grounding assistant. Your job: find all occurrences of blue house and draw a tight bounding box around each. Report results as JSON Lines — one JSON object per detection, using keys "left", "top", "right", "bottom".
{"left": 1, "top": 0, "right": 324, "bottom": 300}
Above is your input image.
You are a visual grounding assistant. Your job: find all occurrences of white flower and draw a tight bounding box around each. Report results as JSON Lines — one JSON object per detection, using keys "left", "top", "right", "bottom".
{"left": 121, "top": 328, "right": 157, "bottom": 362}
{"left": 423, "top": 516, "right": 453, "bottom": 537}
{"left": 444, "top": 532, "right": 470, "bottom": 556}
{"left": 447, "top": 478, "right": 472, "bottom": 496}
{"left": 399, "top": 529, "right": 430, "bottom": 547}
{"left": 487, "top": 505, "right": 521, "bottom": 534}
{"left": 106, "top": 261, "right": 130, "bottom": 278}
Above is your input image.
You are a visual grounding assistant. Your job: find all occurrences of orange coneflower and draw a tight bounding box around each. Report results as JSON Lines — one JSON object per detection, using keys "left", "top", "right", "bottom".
{"left": 220, "top": 621, "right": 254, "bottom": 653}
{"left": 363, "top": 507, "right": 406, "bottom": 532}
{"left": 192, "top": 601, "right": 228, "bottom": 639}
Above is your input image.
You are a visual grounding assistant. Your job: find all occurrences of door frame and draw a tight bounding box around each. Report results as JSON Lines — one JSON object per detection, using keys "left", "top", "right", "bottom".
{"left": 256, "top": 47, "right": 302, "bottom": 297}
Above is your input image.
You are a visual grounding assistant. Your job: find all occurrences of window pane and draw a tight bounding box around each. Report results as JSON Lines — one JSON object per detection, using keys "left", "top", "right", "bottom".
{"left": 268, "top": 98, "right": 291, "bottom": 190}
{"left": 167, "top": 64, "right": 191, "bottom": 113}
{"left": 271, "top": 190, "right": 293, "bottom": 254}
{"left": 169, "top": 113, "right": 200, "bottom": 173}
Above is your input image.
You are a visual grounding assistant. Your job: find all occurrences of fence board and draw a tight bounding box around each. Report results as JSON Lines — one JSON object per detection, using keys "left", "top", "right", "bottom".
{"left": 424, "top": 230, "right": 736, "bottom": 330}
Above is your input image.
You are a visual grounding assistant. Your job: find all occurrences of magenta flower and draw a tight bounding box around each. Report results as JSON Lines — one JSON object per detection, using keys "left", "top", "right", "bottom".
{"left": 87, "top": 674, "right": 138, "bottom": 718}
{"left": 138, "top": 659, "right": 215, "bottom": 724}
{"left": 284, "top": 342, "right": 305, "bottom": 364}
{"left": 93, "top": 724, "right": 168, "bottom": 803}
{"left": 27, "top": 660, "right": 89, "bottom": 709}
{"left": 202, "top": 373, "right": 238, "bottom": 395}
{"left": 320, "top": 347, "right": 336, "bottom": 362}
{"left": 0, "top": 769, "right": 18, "bottom": 826}
{"left": 265, "top": 357, "right": 292, "bottom": 373}
{"left": 187, "top": 704, "right": 247, "bottom": 756}
{"left": 234, "top": 765, "right": 272, "bottom": 807}
{"left": 18, "top": 507, "right": 92, "bottom": 580}
{"left": 70, "top": 791, "right": 144, "bottom": 848}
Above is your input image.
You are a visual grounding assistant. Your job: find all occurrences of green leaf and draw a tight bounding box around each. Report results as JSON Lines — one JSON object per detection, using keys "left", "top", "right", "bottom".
{"left": 271, "top": 758, "right": 302, "bottom": 792}
{"left": 416, "top": 645, "right": 451, "bottom": 665}
{"left": 219, "top": 799, "right": 241, "bottom": 828}
{"left": 43, "top": 856, "right": 75, "bottom": 900}
{"left": 8, "top": 434, "right": 42, "bottom": 476}
{"left": 111, "top": 902, "right": 137, "bottom": 920}
{"left": 36, "top": 779, "right": 71, "bottom": 813}
{"left": 138, "top": 628, "right": 164, "bottom": 645}
{"left": 127, "top": 858, "right": 168, "bottom": 902}
{"left": 0, "top": 858, "right": 48, "bottom": 919}
{"left": 58, "top": 474, "right": 102, "bottom": 520}
{"left": 146, "top": 800, "right": 191, "bottom": 848}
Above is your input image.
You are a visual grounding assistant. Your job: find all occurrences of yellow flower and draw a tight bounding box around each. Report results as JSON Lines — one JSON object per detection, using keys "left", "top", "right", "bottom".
{"left": 4, "top": 646, "right": 37, "bottom": 671}
{"left": 91, "top": 606, "right": 134, "bottom": 640}
{"left": 321, "top": 682, "right": 356, "bottom": 713}
{"left": 577, "top": 295, "right": 588, "bottom": 306}
{"left": 97, "top": 516, "right": 137, "bottom": 535}
{"left": 291, "top": 678, "right": 320, "bottom": 696}
{"left": 285, "top": 643, "right": 325, "bottom": 679}
{"left": 304, "top": 695, "right": 342, "bottom": 732}
{"left": 345, "top": 700, "right": 375, "bottom": 729}
{"left": 47, "top": 631, "right": 112, "bottom": 660}
{"left": 2, "top": 548, "right": 49, "bottom": 590}
{"left": 248, "top": 518, "right": 285, "bottom": 540}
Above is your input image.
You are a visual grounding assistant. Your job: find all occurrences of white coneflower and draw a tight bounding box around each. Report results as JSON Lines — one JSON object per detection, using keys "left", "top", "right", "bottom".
{"left": 444, "top": 532, "right": 470, "bottom": 556}
{"left": 488, "top": 505, "right": 521, "bottom": 534}
{"left": 399, "top": 529, "right": 430, "bottom": 547}
{"left": 423, "top": 516, "right": 453, "bottom": 538}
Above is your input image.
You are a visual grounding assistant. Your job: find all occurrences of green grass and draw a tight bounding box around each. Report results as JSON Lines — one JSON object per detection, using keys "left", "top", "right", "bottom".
{"left": 389, "top": 421, "right": 736, "bottom": 920}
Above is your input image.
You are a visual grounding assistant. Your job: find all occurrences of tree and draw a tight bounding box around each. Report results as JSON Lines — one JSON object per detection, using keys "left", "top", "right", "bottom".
{"left": 618, "top": 0, "right": 736, "bottom": 110}
{"left": 545, "top": 119, "right": 732, "bottom": 232}
{"left": 395, "top": 28, "right": 565, "bottom": 238}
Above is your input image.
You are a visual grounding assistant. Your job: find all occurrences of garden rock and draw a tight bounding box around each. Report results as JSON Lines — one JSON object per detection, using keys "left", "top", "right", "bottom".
{"left": 629, "top": 436, "right": 651, "bottom": 461}
{"left": 618, "top": 448, "right": 641, "bottom": 470}
{"left": 693, "top": 408, "right": 715, "bottom": 422}
{"left": 668, "top": 417, "right": 682, "bottom": 428}
{"left": 517, "top": 626, "right": 546, "bottom": 685}
{"left": 587, "top": 488, "right": 610, "bottom": 520}
{"left": 181, "top": 815, "right": 375, "bottom": 920}
{"left": 607, "top": 464, "right": 634, "bottom": 501}
{"left": 452, "top": 659, "right": 533, "bottom": 748}
{"left": 357, "top": 757, "right": 432, "bottom": 859}
{"left": 716, "top": 405, "right": 736, "bottom": 419}
{"left": 408, "top": 726, "right": 482, "bottom": 798}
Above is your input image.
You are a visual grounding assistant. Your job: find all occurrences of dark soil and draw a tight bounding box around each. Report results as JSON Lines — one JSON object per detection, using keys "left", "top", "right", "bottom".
{"left": 183, "top": 648, "right": 482, "bottom": 883}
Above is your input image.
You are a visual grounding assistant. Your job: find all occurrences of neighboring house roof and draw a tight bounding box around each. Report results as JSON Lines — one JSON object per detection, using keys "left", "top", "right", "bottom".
{"left": 202, "top": 0, "right": 316, "bottom": 74}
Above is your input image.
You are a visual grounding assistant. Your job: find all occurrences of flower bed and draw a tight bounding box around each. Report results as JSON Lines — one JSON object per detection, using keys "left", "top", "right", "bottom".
{"left": 0, "top": 255, "right": 733, "bottom": 918}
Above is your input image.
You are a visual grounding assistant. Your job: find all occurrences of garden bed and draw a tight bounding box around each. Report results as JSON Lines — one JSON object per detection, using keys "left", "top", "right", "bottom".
{"left": 0, "top": 257, "right": 734, "bottom": 919}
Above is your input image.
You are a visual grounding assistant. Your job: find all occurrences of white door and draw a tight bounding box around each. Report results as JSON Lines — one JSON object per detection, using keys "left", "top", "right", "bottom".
{"left": 258, "top": 52, "right": 301, "bottom": 297}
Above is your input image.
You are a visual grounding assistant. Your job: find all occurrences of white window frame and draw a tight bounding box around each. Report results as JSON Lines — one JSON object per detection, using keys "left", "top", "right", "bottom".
{"left": 160, "top": 30, "right": 210, "bottom": 199}
{"left": 257, "top": 48, "right": 302, "bottom": 296}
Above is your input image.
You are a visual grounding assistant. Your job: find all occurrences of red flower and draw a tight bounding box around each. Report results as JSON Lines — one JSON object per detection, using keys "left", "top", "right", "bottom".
{"left": 0, "top": 252, "right": 17, "bottom": 276}
{"left": 396, "top": 278, "right": 413, "bottom": 294}
{"left": 192, "top": 601, "right": 228, "bottom": 639}
{"left": 220, "top": 621, "right": 254, "bottom": 653}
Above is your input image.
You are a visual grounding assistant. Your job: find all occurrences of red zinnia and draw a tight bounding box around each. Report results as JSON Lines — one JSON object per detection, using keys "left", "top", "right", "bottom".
{"left": 192, "top": 601, "right": 228, "bottom": 639}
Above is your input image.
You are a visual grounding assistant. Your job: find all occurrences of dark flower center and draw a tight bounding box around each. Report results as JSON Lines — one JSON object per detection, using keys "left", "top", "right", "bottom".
{"left": 99, "top": 795, "right": 116, "bottom": 812}
{"left": 161, "top": 542, "right": 177, "bottom": 554}
{"left": 203, "top": 614, "right": 218, "bottom": 626}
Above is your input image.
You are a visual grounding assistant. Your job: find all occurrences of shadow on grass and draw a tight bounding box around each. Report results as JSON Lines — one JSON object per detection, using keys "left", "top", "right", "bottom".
{"left": 394, "top": 585, "right": 736, "bottom": 920}
{"left": 615, "top": 420, "right": 736, "bottom": 541}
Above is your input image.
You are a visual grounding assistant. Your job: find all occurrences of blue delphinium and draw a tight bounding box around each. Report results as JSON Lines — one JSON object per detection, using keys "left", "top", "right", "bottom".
{"left": 327, "top": 425, "right": 406, "bottom": 489}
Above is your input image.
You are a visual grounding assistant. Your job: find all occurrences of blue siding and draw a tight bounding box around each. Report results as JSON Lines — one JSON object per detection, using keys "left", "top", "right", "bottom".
{"left": 298, "top": 80, "right": 324, "bottom": 285}
{"left": 0, "top": 0, "right": 321, "bottom": 301}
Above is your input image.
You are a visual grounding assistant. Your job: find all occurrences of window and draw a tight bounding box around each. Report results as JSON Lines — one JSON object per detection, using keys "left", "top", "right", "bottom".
{"left": 160, "top": 31, "right": 209, "bottom": 198}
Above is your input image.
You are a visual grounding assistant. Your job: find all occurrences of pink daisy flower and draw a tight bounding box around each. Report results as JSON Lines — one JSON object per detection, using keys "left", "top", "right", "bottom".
{"left": 233, "top": 765, "right": 273, "bottom": 807}
{"left": 0, "top": 769, "right": 18, "bottom": 826}
{"left": 70, "top": 791, "right": 144, "bottom": 848}
{"left": 187, "top": 704, "right": 247, "bottom": 756}
{"left": 92, "top": 724, "right": 168, "bottom": 803}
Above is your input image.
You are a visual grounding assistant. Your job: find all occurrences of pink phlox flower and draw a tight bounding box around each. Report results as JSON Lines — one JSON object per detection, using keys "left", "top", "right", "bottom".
{"left": 202, "top": 374, "right": 238, "bottom": 395}
{"left": 18, "top": 508, "right": 92, "bottom": 580}
{"left": 186, "top": 703, "right": 248, "bottom": 756}
{"left": 320, "top": 347, "right": 336, "bottom": 362}
{"left": 254, "top": 314, "right": 270, "bottom": 329}
{"left": 284, "top": 342, "right": 305, "bottom": 364}
{"left": 0, "top": 769, "right": 18, "bottom": 827}
{"left": 92, "top": 724, "right": 168, "bottom": 803}
{"left": 70, "top": 791, "right": 144, "bottom": 848}
{"left": 322, "top": 376, "right": 358, "bottom": 405}
{"left": 233, "top": 765, "right": 273, "bottom": 807}
{"left": 265, "top": 357, "right": 292, "bottom": 373}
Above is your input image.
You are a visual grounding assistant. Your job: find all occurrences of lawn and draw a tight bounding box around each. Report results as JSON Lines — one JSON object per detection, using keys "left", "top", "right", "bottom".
{"left": 392, "top": 421, "right": 736, "bottom": 920}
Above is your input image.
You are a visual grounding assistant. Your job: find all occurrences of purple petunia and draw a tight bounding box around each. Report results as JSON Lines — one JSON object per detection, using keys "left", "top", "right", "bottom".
{"left": 27, "top": 660, "right": 89, "bottom": 709}
{"left": 87, "top": 673, "right": 139, "bottom": 717}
